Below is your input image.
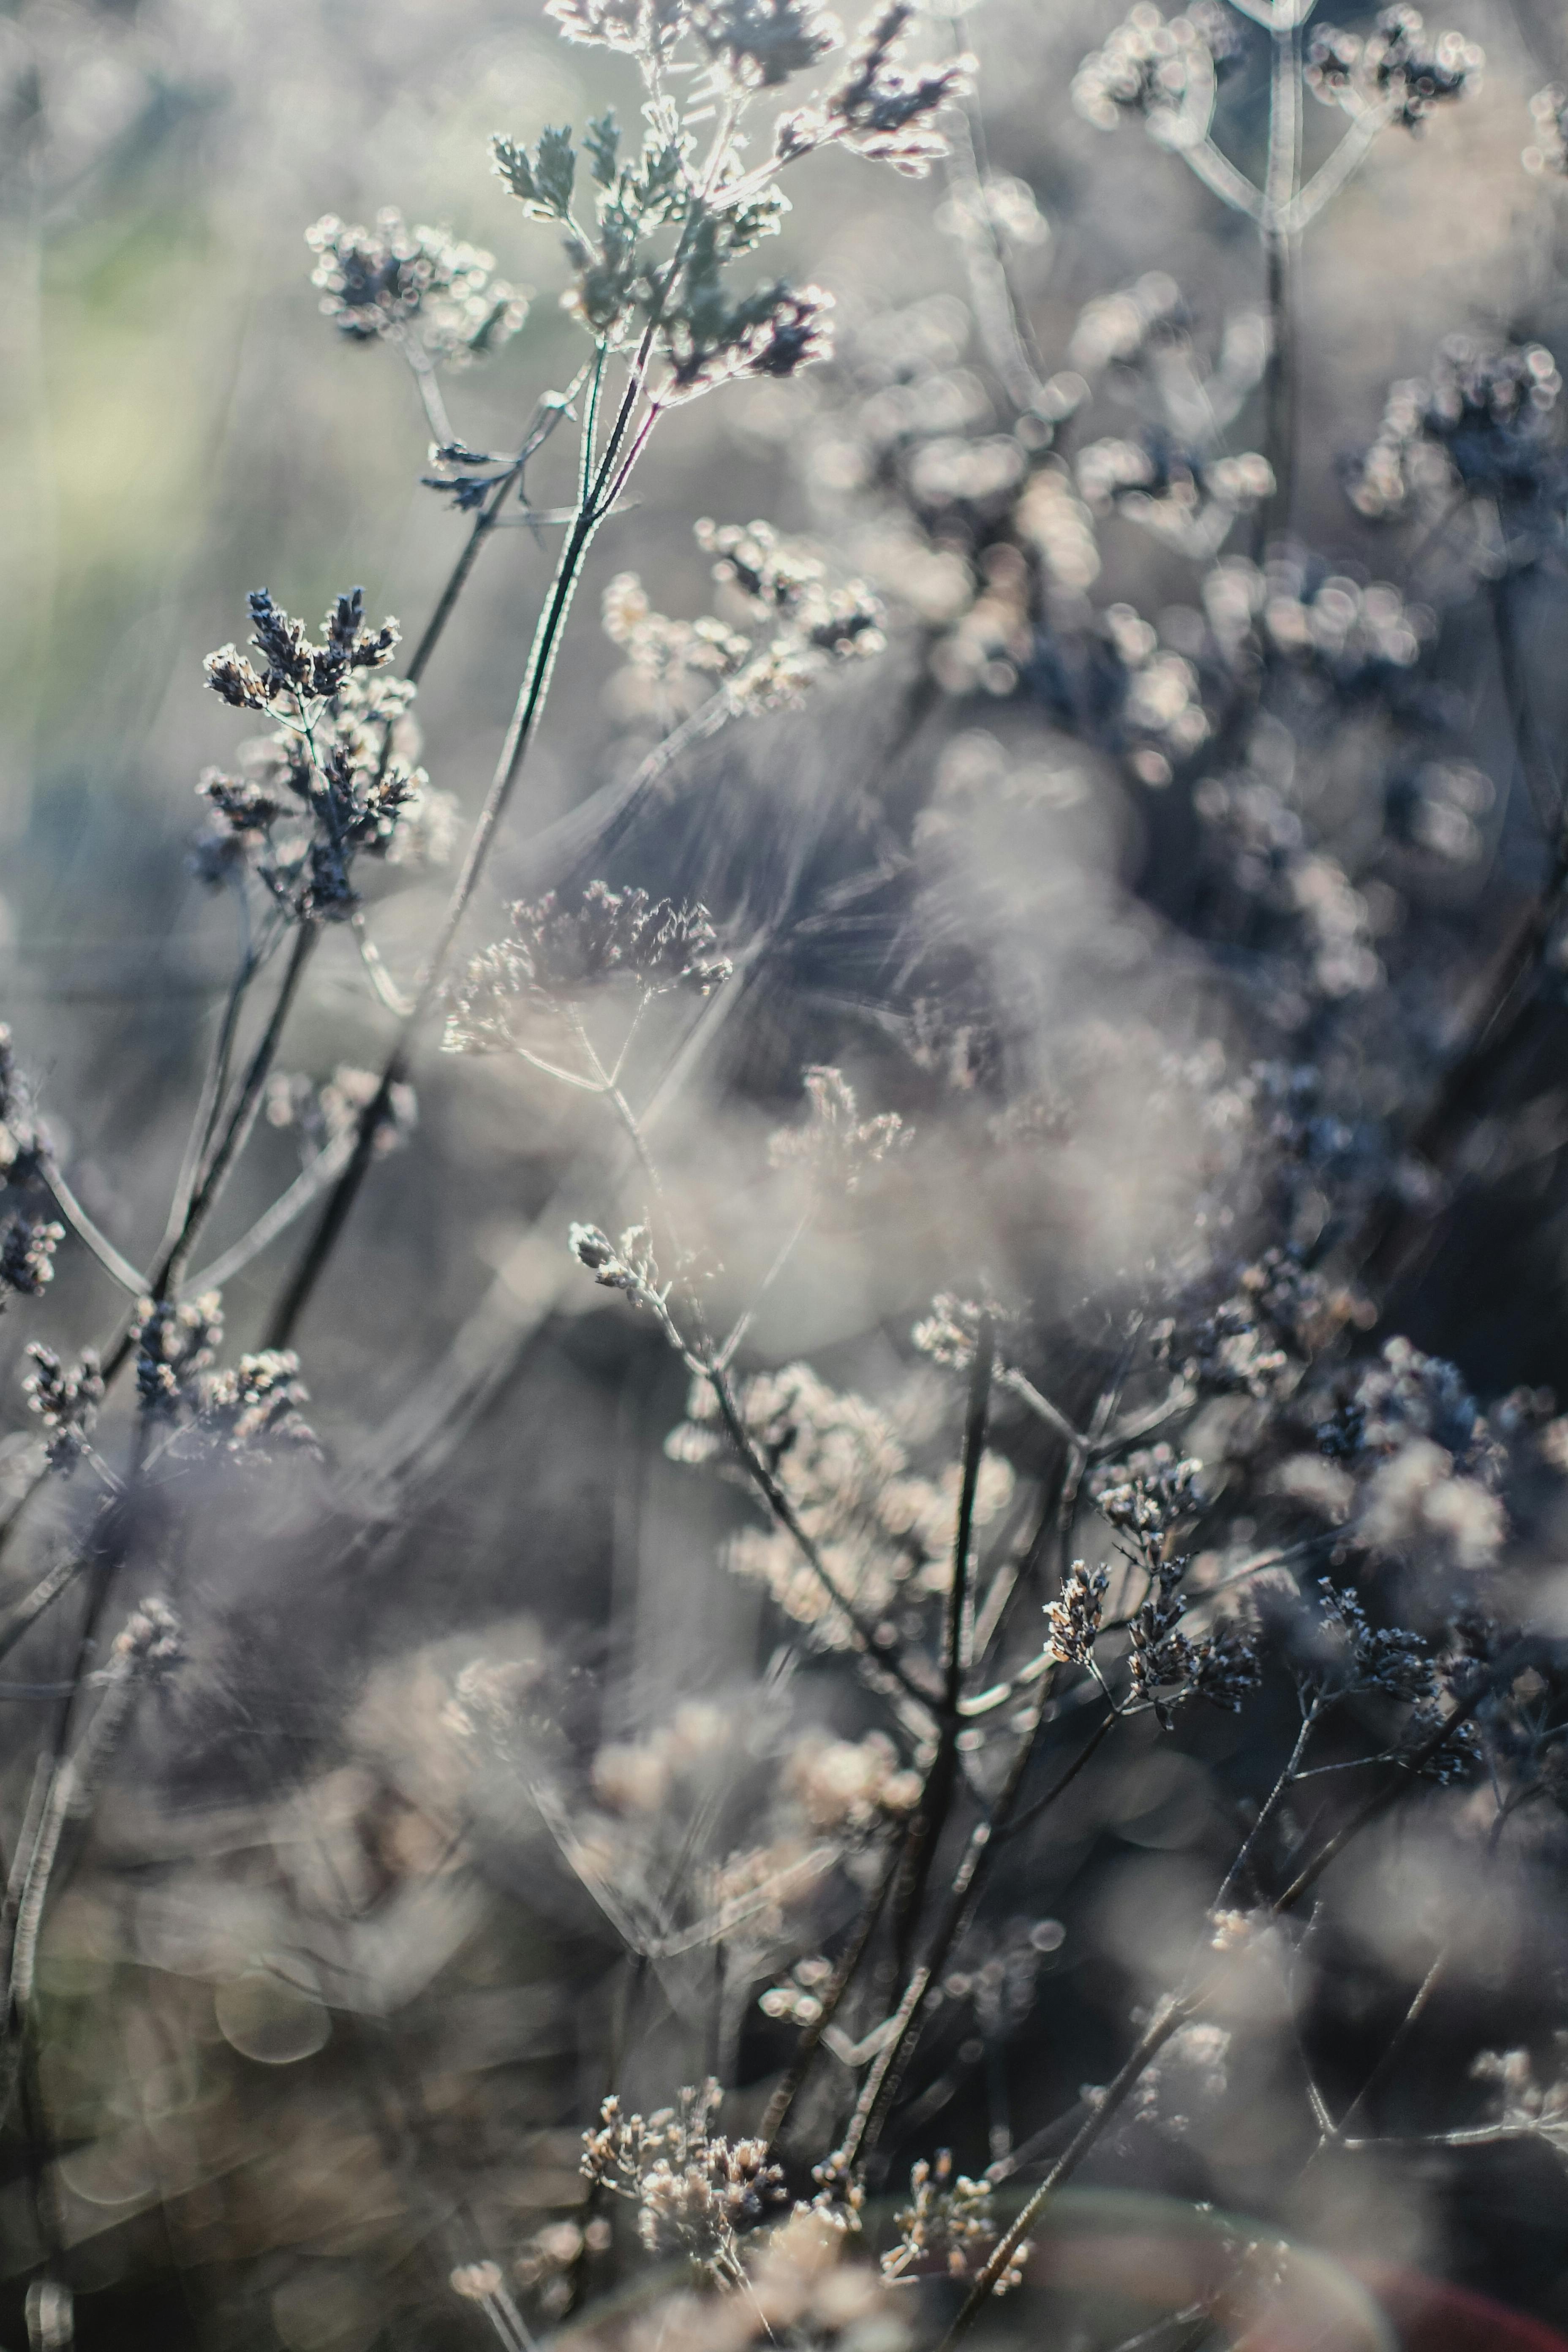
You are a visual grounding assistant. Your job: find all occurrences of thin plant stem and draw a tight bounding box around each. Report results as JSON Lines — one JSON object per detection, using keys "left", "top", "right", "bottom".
{"left": 163, "top": 885, "right": 269, "bottom": 1253}
{"left": 266, "top": 350, "right": 669, "bottom": 1349}
{"left": 942, "top": 1995, "right": 1200, "bottom": 2348}
{"left": 1254, "top": 5, "right": 1303, "bottom": 558}
{"left": 950, "top": 1321, "right": 996, "bottom": 1694}
{"left": 841, "top": 1689, "right": 1111, "bottom": 2173}
{"left": 404, "top": 347, "right": 455, "bottom": 448}
{"left": 1210, "top": 1692, "right": 1323, "bottom": 1915}
{"left": 261, "top": 76, "right": 769, "bottom": 1348}
{"left": 890, "top": 1318, "right": 996, "bottom": 1976}
{"left": 0, "top": 1556, "right": 91, "bottom": 1670}
{"left": 35, "top": 1160, "right": 143, "bottom": 1296}
{"left": 939, "top": 1644, "right": 1537, "bottom": 2347}
{"left": 185, "top": 1135, "right": 354, "bottom": 1295}
{"left": 404, "top": 373, "right": 589, "bottom": 690}
{"left": 701, "top": 1363, "right": 936, "bottom": 1716}
{"left": 1352, "top": 568, "right": 1568, "bottom": 1290}
{"left": 759, "top": 1828, "right": 906, "bottom": 2153}
{"left": 152, "top": 920, "right": 319, "bottom": 1308}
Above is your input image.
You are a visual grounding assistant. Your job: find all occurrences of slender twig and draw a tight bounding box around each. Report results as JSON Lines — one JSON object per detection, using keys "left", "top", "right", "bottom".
{"left": 0, "top": 1554, "right": 91, "bottom": 1670}
{"left": 1490, "top": 566, "right": 1561, "bottom": 841}
{"left": 162, "top": 885, "right": 270, "bottom": 1254}
{"left": 940, "top": 16, "right": 1049, "bottom": 416}
{"left": 1306, "top": 1948, "right": 1446, "bottom": 2159}
{"left": 762, "top": 1389, "right": 1111, "bottom": 2162}
{"left": 266, "top": 343, "right": 664, "bottom": 1348}
{"left": 948, "top": 1319, "right": 996, "bottom": 1699}
{"left": 843, "top": 1685, "right": 1113, "bottom": 2174}
{"left": 1286, "top": 99, "right": 1393, "bottom": 231}
{"left": 1168, "top": 126, "right": 1266, "bottom": 220}
{"left": 939, "top": 1641, "right": 1546, "bottom": 2348}
{"left": 266, "top": 77, "right": 772, "bottom": 1348}
{"left": 185, "top": 1134, "right": 354, "bottom": 1295}
{"left": 1210, "top": 1693, "right": 1323, "bottom": 1916}
{"left": 151, "top": 921, "right": 319, "bottom": 1309}
{"left": 403, "top": 347, "right": 456, "bottom": 449}
{"left": 759, "top": 1829, "right": 906, "bottom": 2152}
{"left": 405, "top": 373, "right": 591, "bottom": 689}
{"left": 35, "top": 1160, "right": 143, "bottom": 1296}
{"left": 702, "top": 1364, "right": 937, "bottom": 1715}
{"left": 994, "top": 1702, "right": 1117, "bottom": 1841}
{"left": 885, "top": 1318, "right": 997, "bottom": 1976}
{"left": 1254, "top": 6, "right": 1303, "bottom": 558}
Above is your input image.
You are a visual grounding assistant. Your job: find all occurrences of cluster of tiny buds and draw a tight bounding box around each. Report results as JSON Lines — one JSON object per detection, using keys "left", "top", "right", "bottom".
{"left": 883, "top": 2151, "right": 1026, "bottom": 2292}
{"left": 581, "top": 2081, "right": 787, "bottom": 2272}
{"left": 569, "top": 1220, "right": 665, "bottom": 1306}
{"left": 1525, "top": 86, "right": 1568, "bottom": 177}
{"left": 1045, "top": 1561, "right": 1111, "bottom": 1668}
{"left": 759, "top": 1952, "right": 835, "bottom": 2026}
{"left": 0, "top": 1217, "right": 63, "bottom": 1300}
{"left": 106, "top": 1598, "right": 184, "bottom": 1681}
{"left": 135, "top": 1293, "right": 223, "bottom": 1419}
{"left": 910, "top": 1293, "right": 1010, "bottom": 1373}
{"left": 1072, "top": 3, "right": 1240, "bottom": 136}
{"left": 306, "top": 211, "right": 526, "bottom": 360}
{"left": 446, "top": 884, "right": 730, "bottom": 1056}
{"left": 1095, "top": 1450, "right": 1203, "bottom": 1553}
{"left": 1307, "top": 9, "right": 1482, "bottom": 133}
{"left": 772, "top": 3, "right": 974, "bottom": 178}
{"left": 23, "top": 1345, "right": 105, "bottom": 1474}
{"left": 449, "top": 2263, "right": 504, "bottom": 2303}
{"left": 767, "top": 1065, "right": 911, "bottom": 1194}
{"left": 0, "top": 1025, "right": 42, "bottom": 1175}
{"left": 205, "top": 587, "right": 399, "bottom": 714}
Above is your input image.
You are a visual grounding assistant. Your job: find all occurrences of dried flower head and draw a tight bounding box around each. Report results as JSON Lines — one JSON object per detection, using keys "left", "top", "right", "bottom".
{"left": 786, "top": 1728, "right": 921, "bottom": 1831}
{"left": 0, "top": 1026, "right": 43, "bottom": 1180}
{"left": 306, "top": 210, "right": 525, "bottom": 361}
{"left": 23, "top": 1345, "right": 105, "bottom": 1474}
{"left": 1345, "top": 338, "right": 1563, "bottom": 523}
{"left": 106, "top": 1597, "right": 185, "bottom": 1681}
{"left": 605, "top": 521, "right": 883, "bottom": 719}
{"left": 777, "top": 2, "right": 972, "bottom": 177}
{"left": 1072, "top": 3, "right": 1231, "bottom": 135}
{"left": 670, "top": 1359, "right": 1012, "bottom": 1642}
{"left": 691, "top": 0, "right": 842, "bottom": 89}
{"left": 883, "top": 2151, "right": 1026, "bottom": 2291}
{"left": 582, "top": 2081, "right": 786, "bottom": 2278}
{"left": 567, "top": 1223, "right": 683, "bottom": 1342}
{"left": 200, "top": 593, "right": 421, "bottom": 920}
{"left": 1308, "top": 8, "right": 1483, "bottom": 133}
{"left": 1470, "top": 2044, "right": 1568, "bottom": 2155}
{"left": 199, "top": 1351, "right": 320, "bottom": 1458}
{"left": 1095, "top": 1449, "right": 1203, "bottom": 1559}
{"left": 911, "top": 1293, "right": 1012, "bottom": 1373}
{"left": 130, "top": 1300, "right": 318, "bottom": 1459}
{"left": 1045, "top": 1561, "right": 1110, "bottom": 1668}
{"left": 767, "top": 1067, "right": 911, "bottom": 1193}
{"left": 447, "top": 883, "right": 731, "bottom": 1054}
{"left": 1525, "top": 85, "right": 1568, "bottom": 176}
{"left": 0, "top": 1216, "right": 63, "bottom": 1300}
{"left": 206, "top": 587, "right": 399, "bottom": 712}
{"left": 1313, "top": 1584, "right": 1435, "bottom": 1704}
{"left": 545, "top": 0, "right": 688, "bottom": 55}
{"left": 1126, "top": 1567, "right": 1260, "bottom": 1726}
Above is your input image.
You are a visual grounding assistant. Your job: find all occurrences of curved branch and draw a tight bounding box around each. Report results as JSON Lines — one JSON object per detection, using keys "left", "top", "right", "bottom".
{"left": 1167, "top": 130, "right": 1265, "bottom": 220}
{"left": 36, "top": 1160, "right": 144, "bottom": 1296}
{"left": 1285, "top": 101, "right": 1393, "bottom": 233}
{"left": 186, "top": 1136, "right": 354, "bottom": 1295}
